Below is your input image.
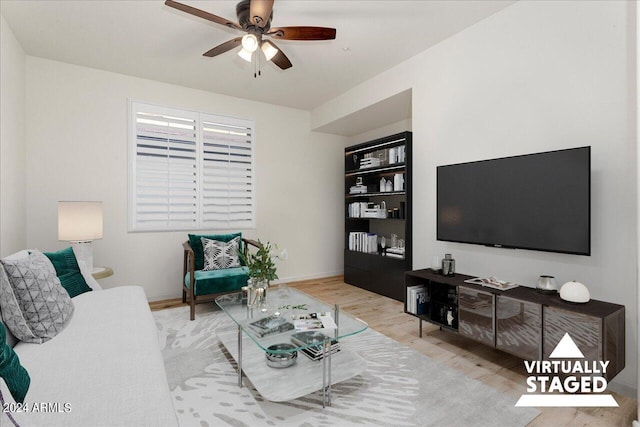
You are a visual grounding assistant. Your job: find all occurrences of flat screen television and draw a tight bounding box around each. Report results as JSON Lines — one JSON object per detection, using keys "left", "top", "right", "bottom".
{"left": 437, "top": 146, "right": 590, "bottom": 255}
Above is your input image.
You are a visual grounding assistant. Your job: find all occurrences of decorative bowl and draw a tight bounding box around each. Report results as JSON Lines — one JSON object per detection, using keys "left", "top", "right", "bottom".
{"left": 265, "top": 343, "right": 298, "bottom": 368}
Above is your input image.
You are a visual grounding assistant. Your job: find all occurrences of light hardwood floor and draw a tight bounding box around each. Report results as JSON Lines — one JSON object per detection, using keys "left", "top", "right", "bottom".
{"left": 150, "top": 276, "right": 637, "bottom": 427}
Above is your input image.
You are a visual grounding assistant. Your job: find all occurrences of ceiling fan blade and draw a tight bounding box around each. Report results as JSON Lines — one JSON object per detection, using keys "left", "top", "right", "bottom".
{"left": 268, "top": 41, "right": 292, "bottom": 70}
{"left": 249, "top": 0, "right": 274, "bottom": 28}
{"left": 203, "top": 37, "right": 242, "bottom": 57}
{"left": 267, "top": 26, "right": 336, "bottom": 41}
{"left": 165, "top": 0, "right": 241, "bottom": 31}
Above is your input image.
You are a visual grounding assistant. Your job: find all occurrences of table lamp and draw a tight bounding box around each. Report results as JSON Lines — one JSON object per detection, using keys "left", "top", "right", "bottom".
{"left": 58, "top": 201, "right": 103, "bottom": 271}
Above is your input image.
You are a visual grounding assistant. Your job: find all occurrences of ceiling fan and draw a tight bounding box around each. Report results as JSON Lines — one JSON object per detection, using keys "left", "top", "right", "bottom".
{"left": 165, "top": 0, "right": 337, "bottom": 71}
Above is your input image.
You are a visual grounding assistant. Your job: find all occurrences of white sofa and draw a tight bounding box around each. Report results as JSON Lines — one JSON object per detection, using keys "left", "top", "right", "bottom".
{"left": 1, "top": 286, "right": 178, "bottom": 426}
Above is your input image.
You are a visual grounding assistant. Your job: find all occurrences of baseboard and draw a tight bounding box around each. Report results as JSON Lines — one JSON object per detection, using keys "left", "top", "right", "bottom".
{"left": 608, "top": 379, "right": 638, "bottom": 399}
{"left": 270, "top": 271, "right": 343, "bottom": 285}
{"left": 146, "top": 271, "right": 344, "bottom": 302}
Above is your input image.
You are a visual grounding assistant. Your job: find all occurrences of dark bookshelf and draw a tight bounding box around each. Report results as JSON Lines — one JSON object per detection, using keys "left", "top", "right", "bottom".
{"left": 344, "top": 131, "right": 412, "bottom": 301}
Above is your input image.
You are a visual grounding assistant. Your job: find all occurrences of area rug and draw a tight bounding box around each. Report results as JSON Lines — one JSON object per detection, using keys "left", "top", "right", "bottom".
{"left": 154, "top": 305, "right": 540, "bottom": 427}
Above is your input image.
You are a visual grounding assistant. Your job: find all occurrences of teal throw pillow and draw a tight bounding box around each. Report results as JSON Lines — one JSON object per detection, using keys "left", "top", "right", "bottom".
{"left": 44, "top": 247, "right": 91, "bottom": 298}
{"left": 0, "top": 322, "right": 30, "bottom": 403}
{"left": 188, "top": 233, "right": 242, "bottom": 271}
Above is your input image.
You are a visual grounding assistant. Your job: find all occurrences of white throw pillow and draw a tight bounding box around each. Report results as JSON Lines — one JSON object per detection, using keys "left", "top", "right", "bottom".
{"left": 202, "top": 236, "right": 241, "bottom": 270}
{"left": 4, "top": 250, "right": 30, "bottom": 260}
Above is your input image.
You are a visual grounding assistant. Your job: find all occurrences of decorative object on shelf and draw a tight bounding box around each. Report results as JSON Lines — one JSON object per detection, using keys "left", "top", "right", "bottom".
{"left": 265, "top": 343, "right": 298, "bottom": 368}
{"left": 560, "top": 280, "right": 590, "bottom": 303}
{"left": 379, "top": 177, "right": 387, "bottom": 192}
{"left": 441, "top": 253, "right": 455, "bottom": 276}
{"left": 536, "top": 275, "right": 558, "bottom": 294}
{"left": 58, "top": 201, "right": 103, "bottom": 272}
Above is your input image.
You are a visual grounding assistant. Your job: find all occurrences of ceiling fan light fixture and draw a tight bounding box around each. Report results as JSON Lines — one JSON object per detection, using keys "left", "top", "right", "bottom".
{"left": 261, "top": 41, "right": 279, "bottom": 61}
{"left": 237, "top": 47, "right": 253, "bottom": 62}
{"left": 241, "top": 34, "right": 259, "bottom": 52}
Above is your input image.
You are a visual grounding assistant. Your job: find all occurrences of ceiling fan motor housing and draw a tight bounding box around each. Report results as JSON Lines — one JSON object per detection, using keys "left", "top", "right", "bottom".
{"left": 236, "top": 0, "right": 272, "bottom": 32}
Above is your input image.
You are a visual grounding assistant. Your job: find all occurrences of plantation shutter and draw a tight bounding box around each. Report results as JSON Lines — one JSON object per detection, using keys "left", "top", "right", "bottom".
{"left": 129, "top": 101, "right": 255, "bottom": 232}
{"left": 200, "top": 114, "right": 255, "bottom": 229}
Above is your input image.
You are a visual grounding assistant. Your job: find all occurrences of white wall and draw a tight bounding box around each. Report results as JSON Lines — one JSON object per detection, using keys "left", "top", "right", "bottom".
{"left": 313, "top": 0, "right": 638, "bottom": 392}
{"left": 348, "top": 119, "right": 413, "bottom": 146}
{"left": 24, "top": 57, "right": 347, "bottom": 301}
{"left": 0, "top": 15, "right": 26, "bottom": 256}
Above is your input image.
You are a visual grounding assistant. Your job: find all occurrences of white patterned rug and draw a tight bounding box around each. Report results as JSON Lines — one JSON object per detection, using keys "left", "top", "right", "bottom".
{"left": 154, "top": 305, "right": 540, "bottom": 427}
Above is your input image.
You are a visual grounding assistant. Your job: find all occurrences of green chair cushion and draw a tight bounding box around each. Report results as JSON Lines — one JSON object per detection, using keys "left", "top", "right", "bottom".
{"left": 188, "top": 233, "right": 242, "bottom": 271}
{"left": 185, "top": 266, "right": 249, "bottom": 296}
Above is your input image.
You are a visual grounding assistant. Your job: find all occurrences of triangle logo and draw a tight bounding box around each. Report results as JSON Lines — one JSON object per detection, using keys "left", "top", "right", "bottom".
{"left": 549, "top": 333, "right": 584, "bottom": 359}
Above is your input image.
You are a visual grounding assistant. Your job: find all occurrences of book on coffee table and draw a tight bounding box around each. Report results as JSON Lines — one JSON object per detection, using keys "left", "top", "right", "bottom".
{"left": 292, "top": 312, "right": 337, "bottom": 331}
{"left": 291, "top": 331, "right": 340, "bottom": 361}
{"left": 248, "top": 315, "right": 294, "bottom": 338}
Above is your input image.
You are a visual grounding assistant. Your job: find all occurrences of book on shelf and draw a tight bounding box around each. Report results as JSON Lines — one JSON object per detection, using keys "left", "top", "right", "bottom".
{"left": 349, "top": 185, "right": 367, "bottom": 194}
{"left": 248, "top": 315, "right": 294, "bottom": 338}
{"left": 360, "top": 158, "right": 381, "bottom": 168}
{"left": 348, "top": 231, "right": 378, "bottom": 254}
{"left": 406, "top": 285, "right": 425, "bottom": 314}
{"left": 291, "top": 331, "right": 340, "bottom": 361}
{"left": 416, "top": 288, "right": 428, "bottom": 315}
{"left": 292, "top": 312, "right": 337, "bottom": 331}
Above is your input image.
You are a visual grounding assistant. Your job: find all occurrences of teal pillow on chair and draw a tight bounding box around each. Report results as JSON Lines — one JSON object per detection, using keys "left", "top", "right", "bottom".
{"left": 188, "top": 233, "right": 242, "bottom": 271}
{"left": 0, "top": 322, "right": 30, "bottom": 403}
{"left": 44, "top": 247, "right": 92, "bottom": 298}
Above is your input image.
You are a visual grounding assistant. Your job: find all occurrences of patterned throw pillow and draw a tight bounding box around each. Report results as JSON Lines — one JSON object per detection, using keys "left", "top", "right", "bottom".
{"left": 0, "top": 250, "right": 74, "bottom": 344}
{"left": 202, "top": 236, "right": 241, "bottom": 271}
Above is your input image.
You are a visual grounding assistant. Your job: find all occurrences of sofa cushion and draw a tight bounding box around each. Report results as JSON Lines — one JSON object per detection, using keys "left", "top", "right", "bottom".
{"left": 188, "top": 232, "right": 242, "bottom": 271}
{"left": 1, "top": 286, "right": 178, "bottom": 426}
{"left": 44, "top": 247, "right": 91, "bottom": 298}
{"left": 0, "top": 322, "right": 30, "bottom": 403}
{"left": 185, "top": 266, "right": 249, "bottom": 296}
{"left": 202, "top": 236, "right": 241, "bottom": 271}
{"left": 0, "top": 250, "right": 74, "bottom": 344}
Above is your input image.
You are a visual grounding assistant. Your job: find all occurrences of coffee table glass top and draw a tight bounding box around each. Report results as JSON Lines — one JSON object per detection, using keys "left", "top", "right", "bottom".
{"left": 215, "top": 286, "right": 368, "bottom": 353}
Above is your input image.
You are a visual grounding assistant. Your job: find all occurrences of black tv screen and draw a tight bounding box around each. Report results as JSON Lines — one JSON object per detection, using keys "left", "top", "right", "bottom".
{"left": 437, "top": 147, "right": 590, "bottom": 255}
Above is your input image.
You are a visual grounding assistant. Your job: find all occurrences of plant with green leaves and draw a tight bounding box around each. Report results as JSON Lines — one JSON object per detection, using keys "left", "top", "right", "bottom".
{"left": 240, "top": 240, "right": 286, "bottom": 283}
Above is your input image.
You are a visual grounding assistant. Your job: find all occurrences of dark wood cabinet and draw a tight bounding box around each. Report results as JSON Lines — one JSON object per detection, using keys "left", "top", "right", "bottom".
{"left": 496, "top": 295, "right": 542, "bottom": 360}
{"left": 458, "top": 287, "right": 495, "bottom": 346}
{"left": 344, "top": 132, "right": 412, "bottom": 301}
{"left": 404, "top": 268, "right": 626, "bottom": 380}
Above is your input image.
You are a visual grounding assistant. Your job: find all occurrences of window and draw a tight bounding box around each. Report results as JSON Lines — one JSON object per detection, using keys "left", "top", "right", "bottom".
{"left": 128, "top": 101, "right": 255, "bottom": 232}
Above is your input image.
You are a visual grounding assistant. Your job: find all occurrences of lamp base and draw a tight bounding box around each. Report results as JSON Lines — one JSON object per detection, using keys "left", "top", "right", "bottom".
{"left": 71, "top": 241, "right": 94, "bottom": 272}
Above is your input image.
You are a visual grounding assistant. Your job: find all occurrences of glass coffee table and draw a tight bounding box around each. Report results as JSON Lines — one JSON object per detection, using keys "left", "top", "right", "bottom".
{"left": 215, "top": 286, "right": 368, "bottom": 407}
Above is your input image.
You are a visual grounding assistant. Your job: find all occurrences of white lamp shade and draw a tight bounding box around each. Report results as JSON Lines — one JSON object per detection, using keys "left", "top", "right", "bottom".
{"left": 241, "top": 34, "right": 258, "bottom": 52}
{"left": 237, "top": 48, "right": 253, "bottom": 62}
{"left": 58, "top": 201, "right": 103, "bottom": 241}
{"left": 261, "top": 41, "right": 279, "bottom": 61}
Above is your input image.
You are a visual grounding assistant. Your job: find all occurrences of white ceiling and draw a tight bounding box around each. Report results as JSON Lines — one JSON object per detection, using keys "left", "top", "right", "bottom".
{"left": 1, "top": 0, "right": 514, "bottom": 113}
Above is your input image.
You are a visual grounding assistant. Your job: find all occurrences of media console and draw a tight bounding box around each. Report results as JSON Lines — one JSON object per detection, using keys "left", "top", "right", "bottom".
{"left": 405, "top": 269, "right": 625, "bottom": 380}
